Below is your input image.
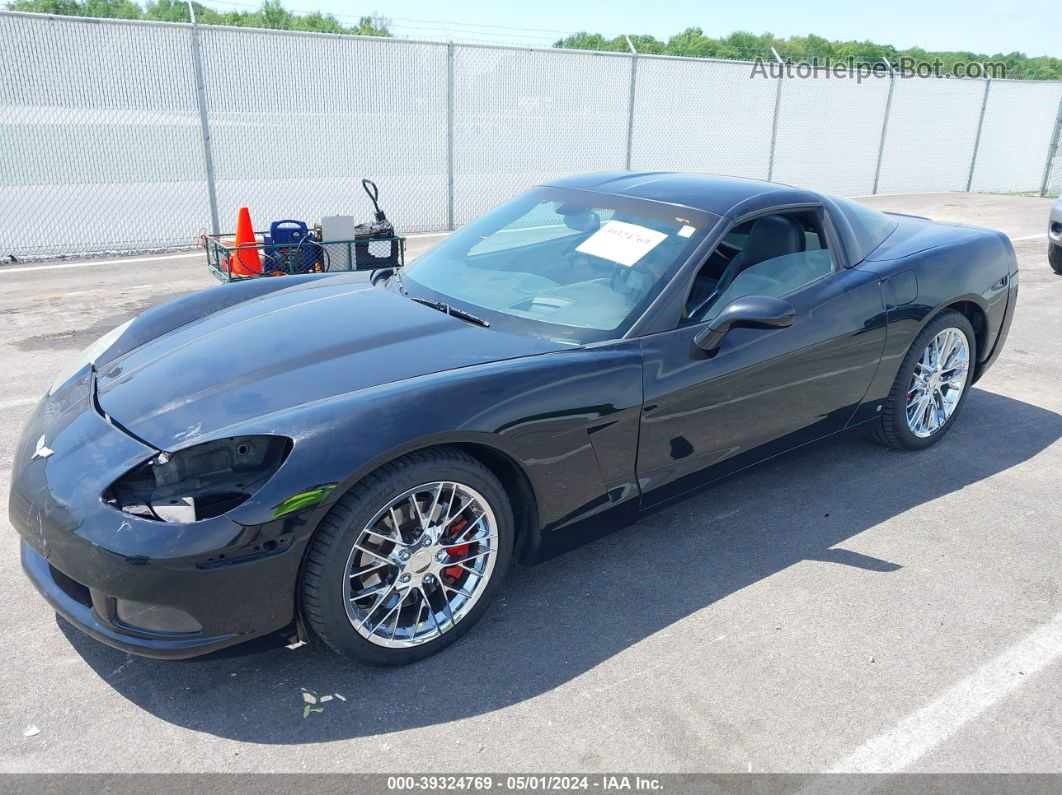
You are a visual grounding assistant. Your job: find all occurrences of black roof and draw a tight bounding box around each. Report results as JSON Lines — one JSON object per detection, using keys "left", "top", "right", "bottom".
{"left": 544, "top": 171, "right": 808, "bottom": 217}
{"left": 542, "top": 171, "right": 901, "bottom": 265}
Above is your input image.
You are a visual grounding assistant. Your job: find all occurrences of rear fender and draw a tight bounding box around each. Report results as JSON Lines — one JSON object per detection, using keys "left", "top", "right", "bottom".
{"left": 855, "top": 228, "right": 1014, "bottom": 410}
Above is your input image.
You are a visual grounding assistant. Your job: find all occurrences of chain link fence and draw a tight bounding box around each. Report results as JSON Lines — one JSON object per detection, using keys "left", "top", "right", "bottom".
{"left": 1045, "top": 97, "right": 1062, "bottom": 197}
{"left": 452, "top": 45, "right": 632, "bottom": 227}
{"left": 2, "top": 10, "right": 1062, "bottom": 258}
{"left": 771, "top": 65, "right": 892, "bottom": 195}
{"left": 1, "top": 13, "right": 208, "bottom": 255}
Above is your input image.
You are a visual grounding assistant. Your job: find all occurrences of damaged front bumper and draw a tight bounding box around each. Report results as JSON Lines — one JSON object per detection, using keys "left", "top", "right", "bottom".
{"left": 8, "top": 370, "right": 311, "bottom": 659}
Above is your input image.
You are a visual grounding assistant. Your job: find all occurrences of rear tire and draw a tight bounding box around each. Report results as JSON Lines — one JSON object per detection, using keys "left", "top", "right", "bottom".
{"left": 300, "top": 447, "right": 513, "bottom": 666}
{"left": 874, "top": 310, "right": 976, "bottom": 451}
{"left": 1050, "top": 242, "right": 1062, "bottom": 275}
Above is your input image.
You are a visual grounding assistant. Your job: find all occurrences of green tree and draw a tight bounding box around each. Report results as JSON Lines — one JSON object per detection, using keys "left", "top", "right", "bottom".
{"left": 6, "top": 0, "right": 393, "bottom": 36}
{"left": 10, "top": 0, "right": 139, "bottom": 15}
{"left": 554, "top": 27, "right": 1062, "bottom": 79}
{"left": 553, "top": 32, "right": 627, "bottom": 53}
{"left": 142, "top": 0, "right": 206, "bottom": 23}
{"left": 80, "top": 0, "right": 140, "bottom": 16}
{"left": 351, "top": 14, "right": 389, "bottom": 36}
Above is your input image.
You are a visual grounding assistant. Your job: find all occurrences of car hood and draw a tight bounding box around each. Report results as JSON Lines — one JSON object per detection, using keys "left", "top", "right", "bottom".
{"left": 95, "top": 281, "right": 565, "bottom": 450}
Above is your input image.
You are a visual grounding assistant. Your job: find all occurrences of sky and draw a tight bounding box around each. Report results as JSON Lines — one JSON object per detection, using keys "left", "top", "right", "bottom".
{"left": 201, "top": 0, "right": 1061, "bottom": 58}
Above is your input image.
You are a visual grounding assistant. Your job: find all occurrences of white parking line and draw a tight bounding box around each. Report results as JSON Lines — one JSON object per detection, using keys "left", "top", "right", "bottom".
{"left": 0, "top": 396, "right": 37, "bottom": 412}
{"left": 0, "top": 230, "right": 452, "bottom": 275}
{"left": 0, "top": 252, "right": 200, "bottom": 275}
{"left": 1010, "top": 233, "right": 1048, "bottom": 242}
{"left": 829, "top": 609, "right": 1062, "bottom": 772}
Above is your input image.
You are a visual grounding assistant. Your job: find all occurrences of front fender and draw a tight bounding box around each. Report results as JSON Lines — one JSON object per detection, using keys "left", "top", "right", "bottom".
{"left": 222, "top": 342, "right": 645, "bottom": 537}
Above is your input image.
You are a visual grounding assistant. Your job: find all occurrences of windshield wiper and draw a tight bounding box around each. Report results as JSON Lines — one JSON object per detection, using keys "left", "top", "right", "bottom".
{"left": 410, "top": 297, "right": 490, "bottom": 328}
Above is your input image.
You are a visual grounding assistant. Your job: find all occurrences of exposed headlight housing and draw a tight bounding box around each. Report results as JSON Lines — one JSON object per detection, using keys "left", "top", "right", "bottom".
{"left": 49, "top": 318, "right": 135, "bottom": 395}
{"left": 104, "top": 435, "right": 292, "bottom": 523}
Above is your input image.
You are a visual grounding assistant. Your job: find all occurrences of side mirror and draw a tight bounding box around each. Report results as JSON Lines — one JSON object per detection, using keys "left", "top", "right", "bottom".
{"left": 693, "top": 295, "right": 796, "bottom": 352}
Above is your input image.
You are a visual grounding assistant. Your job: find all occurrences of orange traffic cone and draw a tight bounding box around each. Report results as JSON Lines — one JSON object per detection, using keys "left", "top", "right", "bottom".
{"left": 231, "top": 207, "right": 261, "bottom": 276}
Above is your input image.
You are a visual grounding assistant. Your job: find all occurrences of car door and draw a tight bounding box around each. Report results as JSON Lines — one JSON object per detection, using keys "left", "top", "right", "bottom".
{"left": 636, "top": 211, "right": 888, "bottom": 508}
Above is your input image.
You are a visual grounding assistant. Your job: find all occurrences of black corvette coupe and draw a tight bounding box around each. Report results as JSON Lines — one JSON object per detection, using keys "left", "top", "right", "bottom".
{"left": 10, "top": 173, "right": 1018, "bottom": 665}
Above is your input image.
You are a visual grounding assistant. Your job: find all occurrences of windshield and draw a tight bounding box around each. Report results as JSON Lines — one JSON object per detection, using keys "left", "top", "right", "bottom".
{"left": 401, "top": 187, "right": 717, "bottom": 344}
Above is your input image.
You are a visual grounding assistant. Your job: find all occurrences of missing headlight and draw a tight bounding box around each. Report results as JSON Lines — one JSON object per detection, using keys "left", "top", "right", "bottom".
{"left": 104, "top": 435, "right": 292, "bottom": 523}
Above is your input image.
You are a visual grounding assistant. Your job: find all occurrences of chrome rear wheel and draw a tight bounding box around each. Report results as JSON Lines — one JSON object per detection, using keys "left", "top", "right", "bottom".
{"left": 874, "top": 310, "right": 977, "bottom": 451}
{"left": 343, "top": 481, "right": 497, "bottom": 648}
{"left": 905, "top": 327, "right": 971, "bottom": 438}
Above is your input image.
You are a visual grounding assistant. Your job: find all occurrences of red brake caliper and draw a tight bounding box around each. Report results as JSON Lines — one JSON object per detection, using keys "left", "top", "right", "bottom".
{"left": 443, "top": 517, "right": 470, "bottom": 580}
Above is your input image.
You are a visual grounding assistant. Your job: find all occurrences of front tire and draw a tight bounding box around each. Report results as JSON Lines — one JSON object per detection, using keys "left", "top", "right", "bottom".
{"left": 1050, "top": 242, "right": 1062, "bottom": 275}
{"left": 300, "top": 448, "right": 513, "bottom": 666}
{"left": 874, "top": 310, "right": 976, "bottom": 450}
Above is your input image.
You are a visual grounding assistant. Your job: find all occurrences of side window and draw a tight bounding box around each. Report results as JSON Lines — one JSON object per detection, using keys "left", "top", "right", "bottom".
{"left": 683, "top": 211, "right": 836, "bottom": 324}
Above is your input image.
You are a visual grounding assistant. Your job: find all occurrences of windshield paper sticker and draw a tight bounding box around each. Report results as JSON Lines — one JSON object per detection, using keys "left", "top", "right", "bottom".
{"left": 576, "top": 220, "right": 668, "bottom": 266}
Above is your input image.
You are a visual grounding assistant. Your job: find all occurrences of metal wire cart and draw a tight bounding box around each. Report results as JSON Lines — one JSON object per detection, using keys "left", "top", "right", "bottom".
{"left": 206, "top": 179, "right": 405, "bottom": 283}
{"left": 205, "top": 231, "right": 406, "bottom": 283}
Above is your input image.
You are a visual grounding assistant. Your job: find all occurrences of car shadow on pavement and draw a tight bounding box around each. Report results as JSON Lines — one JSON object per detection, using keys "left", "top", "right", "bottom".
{"left": 61, "top": 387, "right": 1062, "bottom": 743}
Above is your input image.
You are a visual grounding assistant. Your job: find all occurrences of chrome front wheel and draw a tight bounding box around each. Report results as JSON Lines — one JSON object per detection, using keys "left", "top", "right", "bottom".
{"left": 905, "top": 327, "right": 971, "bottom": 438}
{"left": 301, "top": 448, "right": 513, "bottom": 665}
{"left": 343, "top": 481, "right": 498, "bottom": 649}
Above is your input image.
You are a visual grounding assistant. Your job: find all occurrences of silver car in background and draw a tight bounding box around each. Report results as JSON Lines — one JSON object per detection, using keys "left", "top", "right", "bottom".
{"left": 1051, "top": 198, "right": 1062, "bottom": 274}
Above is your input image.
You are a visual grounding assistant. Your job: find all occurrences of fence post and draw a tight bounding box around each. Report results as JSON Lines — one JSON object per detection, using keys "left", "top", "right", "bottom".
{"left": 187, "top": 4, "right": 220, "bottom": 235}
{"left": 624, "top": 43, "right": 638, "bottom": 170}
{"left": 766, "top": 50, "right": 784, "bottom": 181}
{"left": 872, "top": 64, "right": 896, "bottom": 195}
{"left": 1040, "top": 92, "right": 1062, "bottom": 197}
{"left": 966, "top": 78, "right": 991, "bottom": 192}
{"left": 446, "top": 41, "right": 455, "bottom": 230}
